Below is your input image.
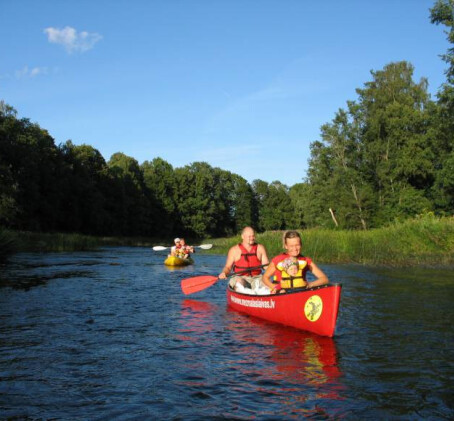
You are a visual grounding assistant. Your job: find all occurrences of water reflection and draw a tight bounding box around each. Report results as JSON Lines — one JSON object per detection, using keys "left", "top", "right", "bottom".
{"left": 164, "top": 264, "right": 193, "bottom": 272}
{"left": 178, "top": 299, "right": 220, "bottom": 344}
{"left": 179, "top": 298, "right": 344, "bottom": 416}
{"left": 225, "top": 309, "right": 343, "bottom": 389}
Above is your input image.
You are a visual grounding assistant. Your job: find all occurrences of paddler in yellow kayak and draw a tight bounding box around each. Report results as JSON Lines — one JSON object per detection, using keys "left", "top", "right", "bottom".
{"left": 169, "top": 237, "right": 194, "bottom": 259}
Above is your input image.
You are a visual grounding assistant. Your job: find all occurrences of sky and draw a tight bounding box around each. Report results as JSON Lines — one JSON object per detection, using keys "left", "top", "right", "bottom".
{"left": 0, "top": 0, "right": 450, "bottom": 187}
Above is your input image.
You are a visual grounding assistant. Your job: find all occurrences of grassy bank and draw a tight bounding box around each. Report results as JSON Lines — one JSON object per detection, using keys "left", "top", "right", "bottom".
{"left": 205, "top": 216, "right": 454, "bottom": 266}
{"left": 0, "top": 229, "right": 17, "bottom": 262}
{"left": 0, "top": 229, "right": 162, "bottom": 263}
{"left": 2, "top": 215, "right": 453, "bottom": 266}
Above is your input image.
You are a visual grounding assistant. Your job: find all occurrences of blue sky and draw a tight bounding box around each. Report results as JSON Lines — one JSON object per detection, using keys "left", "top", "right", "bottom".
{"left": 0, "top": 0, "right": 449, "bottom": 187}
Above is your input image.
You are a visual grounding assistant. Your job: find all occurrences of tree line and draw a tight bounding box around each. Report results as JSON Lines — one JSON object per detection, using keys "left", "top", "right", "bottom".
{"left": 0, "top": 1, "right": 452, "bottom": 237}
{"left": 0, "top": 109, "right": 300, "bottom": 238}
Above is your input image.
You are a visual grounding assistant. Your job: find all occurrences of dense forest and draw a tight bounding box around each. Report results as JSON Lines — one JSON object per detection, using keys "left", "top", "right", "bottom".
{"left": 0, "top": 1, "right": 453, "bottom": 239}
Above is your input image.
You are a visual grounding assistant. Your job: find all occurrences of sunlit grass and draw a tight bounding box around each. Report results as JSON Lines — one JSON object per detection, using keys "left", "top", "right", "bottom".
{"left": 205, "top": 216, "right": 454, "bottom": 266}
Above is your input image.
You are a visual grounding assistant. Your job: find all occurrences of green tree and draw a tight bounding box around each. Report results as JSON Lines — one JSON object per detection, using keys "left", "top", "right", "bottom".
{"left": 430, "top": 0, "right": 454, "bottom": 212}
{"left": 142, "top": 158, "right": 178, "bottom": 235}
{"left": 173, "top": 162, "right": 236, "bottom": 238}
{"left": 0, "top": 103, "right": 19, "bottom": 225}
{"left": 60, "top": 141, "right": 111, "bottom": 234}
{"left": 431, "top": 0, "right": 454, "bottom": 83}
{"left": 108, "top": 153, "right": 151, "bottom": 236}
{"left": 288, "top": 183, "right": 310, "bottom": 229}
{"left": 229, "top": 174, "right": 257, "bottom": 232}
{"left": 304, "top": 140, "right": 344, "bottom": 228}
{"left": 318, "top": 106, "right": 375, "bottom": 229}
{"left": 0, "top": 104, "right": 65, "bottom": 231}
{"left": 357, "top": 61, "right": 435, "bottom": 223}
{"left": 305, "top": 62, "right": 435, "bottom": 228}
{"left": 252, "top": 180, "right": 295, "bottom": 231}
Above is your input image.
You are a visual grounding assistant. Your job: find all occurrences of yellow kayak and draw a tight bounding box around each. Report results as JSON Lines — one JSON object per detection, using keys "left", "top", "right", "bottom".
{"left": 164, "top": 256, "right": 194, "bottom": 266}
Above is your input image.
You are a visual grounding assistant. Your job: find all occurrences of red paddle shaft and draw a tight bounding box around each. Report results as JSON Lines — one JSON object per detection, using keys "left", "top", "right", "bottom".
{"left": 181, "top": 265, "right": 267, "bottom": 295}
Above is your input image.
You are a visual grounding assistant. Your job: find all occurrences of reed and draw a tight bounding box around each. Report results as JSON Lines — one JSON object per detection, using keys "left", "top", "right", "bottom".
{"left": 205, "top": 216, "right": 454, "bottom": 266}
{"left": 13, "top": 231, "right": 103, "bottom": 252}
{"left": 0, "top": 229, "right": 18, "bottom": 263}
{"left": 0, "top": 230, "right": 168, "bottom": 255}
{"left": 2, "top": 215, "right": 452, "bottom": 266}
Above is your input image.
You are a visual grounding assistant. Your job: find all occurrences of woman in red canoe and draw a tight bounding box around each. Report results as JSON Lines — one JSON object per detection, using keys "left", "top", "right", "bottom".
{"left": 262, "top": 230, "right": 329, "bottom": 294}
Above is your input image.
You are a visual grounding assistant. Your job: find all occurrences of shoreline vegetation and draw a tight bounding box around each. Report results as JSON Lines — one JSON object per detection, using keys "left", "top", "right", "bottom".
{"left": 208, "top": 215, "right": 454, "bottom": 267}
{"left": 1, "top": 215, "right": 453, "bottom": 267}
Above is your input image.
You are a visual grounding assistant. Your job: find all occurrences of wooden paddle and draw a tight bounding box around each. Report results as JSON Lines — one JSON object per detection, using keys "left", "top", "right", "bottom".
{"left": 153, "top": 244, "right": 213, "bottom": 251}
{"left": 181, "top": 265, "right": 267, "bottom": 295}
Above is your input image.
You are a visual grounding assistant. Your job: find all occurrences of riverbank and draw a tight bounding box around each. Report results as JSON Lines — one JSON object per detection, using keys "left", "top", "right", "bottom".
{"left": 0, "top": 230, "right": 158, "bottom": 263}
{"left": 1, "top": 215, "right": 453, "bottom": 266}
{"left": 205, "top": 215, "right": 454, "bottom": 266}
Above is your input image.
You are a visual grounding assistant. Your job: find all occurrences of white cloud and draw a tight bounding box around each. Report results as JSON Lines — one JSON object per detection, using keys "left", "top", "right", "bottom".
{"left": 15, "top": 66, "right": 48, "bottom": 79}
{"left": 44, "top": 26, "right": 102, "bottom": 53}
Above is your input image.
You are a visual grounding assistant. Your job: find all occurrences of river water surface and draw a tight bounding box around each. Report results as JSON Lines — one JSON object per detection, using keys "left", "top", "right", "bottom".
{"left": 0, "top": 247, "right": 453, "bottom": 419}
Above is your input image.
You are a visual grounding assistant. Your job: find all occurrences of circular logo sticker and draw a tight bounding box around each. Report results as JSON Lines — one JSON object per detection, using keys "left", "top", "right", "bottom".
{"left": 304, "top": 295, "right": 323, "bottom": 322}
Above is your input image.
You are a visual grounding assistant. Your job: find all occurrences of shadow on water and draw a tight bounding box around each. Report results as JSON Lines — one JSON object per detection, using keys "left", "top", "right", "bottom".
{"left": 0, "top": 250, "right": 124, "bottom": 291}
{"left": 0, "top": 270, "right": 92, "bottom": 290}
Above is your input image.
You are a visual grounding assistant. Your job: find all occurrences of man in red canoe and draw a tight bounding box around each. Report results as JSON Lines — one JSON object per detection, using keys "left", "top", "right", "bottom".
{"left": 218, "top": 226, "right": 269, "bottom": 294}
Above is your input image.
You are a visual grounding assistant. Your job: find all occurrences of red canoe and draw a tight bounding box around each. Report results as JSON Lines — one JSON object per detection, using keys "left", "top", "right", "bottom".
{"left": 226, "top": 283, "right": 342, "bottom": 337}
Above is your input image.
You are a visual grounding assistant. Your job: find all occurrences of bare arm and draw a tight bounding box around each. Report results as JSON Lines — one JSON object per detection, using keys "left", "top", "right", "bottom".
{"left": 261, "top": 261, "right": 277, "bottom": 292}
{"left": 218, "top": 246, "right": 239, "bottom": 279}
{"left": 257, "top": 244, "right": 269, "bottom": 266}
{"left": 307, "top": 262, "right": 329, "bottom": 288}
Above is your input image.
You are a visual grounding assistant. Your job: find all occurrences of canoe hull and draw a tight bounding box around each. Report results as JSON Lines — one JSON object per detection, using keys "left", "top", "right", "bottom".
{"left": 164, "top": 256, "right": 194, "bottom": 266}
{"left": 226, "top": 284, "right": 341, "bottom": 337}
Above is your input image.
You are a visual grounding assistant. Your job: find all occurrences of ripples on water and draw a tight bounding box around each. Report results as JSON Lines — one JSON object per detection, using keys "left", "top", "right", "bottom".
{"left": 0, "top": 248, "right": 453, "bottom": 419}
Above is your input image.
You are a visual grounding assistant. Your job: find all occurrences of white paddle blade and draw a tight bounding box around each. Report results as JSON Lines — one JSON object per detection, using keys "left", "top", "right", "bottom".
{"left": 197, "top": 244, "right": 213, "bottom": 250}
{"left": 152, "top": 246, "right": 169, "bottom": 251}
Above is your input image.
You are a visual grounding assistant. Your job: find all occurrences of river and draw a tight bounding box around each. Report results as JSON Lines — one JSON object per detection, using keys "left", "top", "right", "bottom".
{"left": 0, "top": 247, "right": 453, "bottom": 419}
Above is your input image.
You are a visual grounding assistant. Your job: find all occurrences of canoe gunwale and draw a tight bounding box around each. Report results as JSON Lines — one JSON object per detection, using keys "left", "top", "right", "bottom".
{"left": 226, "top": 283, "right": 341, "bottom": 297}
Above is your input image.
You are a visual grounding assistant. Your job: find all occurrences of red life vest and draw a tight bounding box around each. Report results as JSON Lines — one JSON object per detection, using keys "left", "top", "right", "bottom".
{"left": 233, "top": 243, "right": 262, "bottom": 276}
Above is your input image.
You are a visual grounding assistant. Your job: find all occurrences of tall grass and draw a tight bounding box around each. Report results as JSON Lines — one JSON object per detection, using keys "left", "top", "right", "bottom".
{"left": 206, "top": 216, "right": 454, "bottom": 266}
{"left": 3, "top": 231, "right": 159, "bottom": 254}
{"left": 13, "top": 231, "right": 106, "bottom": 252}
{"left": 2, "top": 215, "right": 452, "bottom": 266}
{"left": 0, "top": 229, "right": 17, "bottom": 263}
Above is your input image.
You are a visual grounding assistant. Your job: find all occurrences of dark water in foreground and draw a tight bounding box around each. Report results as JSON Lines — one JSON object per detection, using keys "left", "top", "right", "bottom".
{"left": 0, "top": 247, "right": 453, "bottom": 420}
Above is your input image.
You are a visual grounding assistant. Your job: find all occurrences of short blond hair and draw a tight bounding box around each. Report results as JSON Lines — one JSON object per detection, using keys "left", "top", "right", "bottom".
{"left": 282, "top": 230, "right": 301, "bottom": 247}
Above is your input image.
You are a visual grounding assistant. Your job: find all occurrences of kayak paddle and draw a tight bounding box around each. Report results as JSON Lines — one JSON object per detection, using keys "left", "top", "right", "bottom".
{"left": 153, "top": 244, "right": 213, "bottom": 251}
{"left": 181, "top": 264, "right": 268, "bottom": 295}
